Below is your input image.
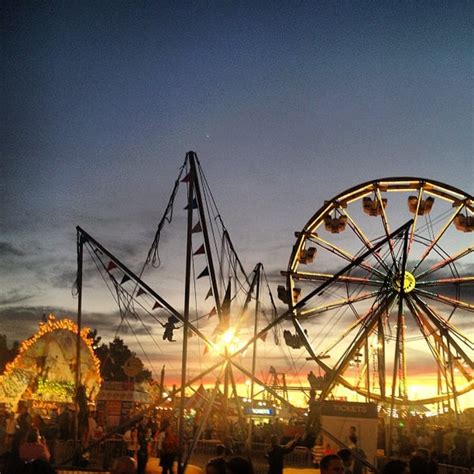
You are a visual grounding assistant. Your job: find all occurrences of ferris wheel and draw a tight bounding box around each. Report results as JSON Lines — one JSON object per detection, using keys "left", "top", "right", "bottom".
{"left": 282, "top": 177, "right": 473, "bottom": 412}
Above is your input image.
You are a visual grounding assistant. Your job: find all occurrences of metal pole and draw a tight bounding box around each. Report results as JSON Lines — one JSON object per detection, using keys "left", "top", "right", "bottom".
{"left": 247, "top": 263, "right": 261, "bottom": 451}
{"left": 188, "top": 152, "right": 223, "bottom": 320}
{"left": 388, "top": 226, "right": 410, "bottom": 455}
{"left": 178, "top": 154, "right": 195, "bottom": 474}
{"left": 75, "top": 230, "right": 84, "bottom": 446}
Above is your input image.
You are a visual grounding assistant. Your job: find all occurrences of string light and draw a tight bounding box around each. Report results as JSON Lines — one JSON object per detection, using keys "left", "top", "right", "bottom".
{"left": 0, "top": 314, "right": 102, "bottom": 405}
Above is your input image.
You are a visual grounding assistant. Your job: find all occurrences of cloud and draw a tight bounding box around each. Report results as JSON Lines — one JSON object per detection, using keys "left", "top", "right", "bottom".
{"left": 0, "top": 241, "right": 25, "bottom": 257}
{"left": 0, "top": 290, "right": 34, "bottom": 306}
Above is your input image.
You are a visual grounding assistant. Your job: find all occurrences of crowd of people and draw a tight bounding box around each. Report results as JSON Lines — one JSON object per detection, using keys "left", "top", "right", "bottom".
{"left": 1, "top": 403, "right": 473, "bottom": 474}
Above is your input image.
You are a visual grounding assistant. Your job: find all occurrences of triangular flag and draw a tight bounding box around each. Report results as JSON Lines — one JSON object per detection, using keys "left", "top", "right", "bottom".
{"left": 259, "top": 332, "right": 268, "bottom": 342}
{"left": 208, "top": 307, "right": 216, "bottom": 319}
{"left": 184, "top": 198, "right": 198, "bottom": 210}
{"left": 120, "top": 274, "right": 131, "bottom": 285}
{"left": 181, "top": 173, "right": 191, "bottom": 183}
{"left": 153, "top": 301, "right": 162, "bottom": 310}
{"left": 221, "top": 279, "right": 231, "bottom": 326}
{"left": 193, "top": 244, "right": 205, "bottom": 256}
{"left": 192, "top": 221, "right": 202, "bottom": 233}
{"left": 197, "top": 267, "right": 209, "bottom": 279}
{"left": 136, "top": 288, "right": 146, "bottom": 297}
{"left": 106, "top": 261, "right": 117, "bottom": 272}
{"left": 205, "top": 288, "right": 213, "bottom": 300}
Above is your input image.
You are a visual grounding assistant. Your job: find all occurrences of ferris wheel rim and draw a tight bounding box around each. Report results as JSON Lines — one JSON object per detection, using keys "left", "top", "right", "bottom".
{"left": 286, "top": 177, "right": 473, "bottom": 407}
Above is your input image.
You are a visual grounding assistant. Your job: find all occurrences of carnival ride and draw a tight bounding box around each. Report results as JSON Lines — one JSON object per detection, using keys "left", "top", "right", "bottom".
{"left": 0, "top": 315, "right": 101, "bottom": 408}
{"left": 281, "top": 178, "right": 473, "bottom": 416}
{"left": 74, "top": 153, "right": 472, "bottom": 468}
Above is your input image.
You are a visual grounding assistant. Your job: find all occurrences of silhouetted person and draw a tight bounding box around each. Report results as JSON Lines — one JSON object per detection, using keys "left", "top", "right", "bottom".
{"left": 320, "top": 454, "right": 345, "bottom": 474}
{"left": 160, "top": 424, "right": 179, "bottom": 474}
{"left": 409, "top": 453, "right": 429, "bottom": 474}
{"left": 226, "top": 456, "right": 255, "bottom": 474}
{"left": 337, "top": 448, "right": 353, "bottom": 473}
{"left": 206, "top": 457, "right": 226, "bottom": 474}
{"left": 162, "top": 317, "right": 180, "bottom": 342}
{"left": 267, "top": 434, "right": 299, "bottom": 474}
{"left": 19, "top": 429, "right": 51, "bottom": 463}
{"left": 348, "top": 434, "right": 366, "bottom": 474}
{"left": 382, "top": 459, "right": 408, "bottom": 474}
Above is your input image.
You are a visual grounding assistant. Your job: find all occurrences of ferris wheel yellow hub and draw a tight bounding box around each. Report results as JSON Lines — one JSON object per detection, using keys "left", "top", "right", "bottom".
{"left": 392, "top": 271, "right": 416, "bottom": 293}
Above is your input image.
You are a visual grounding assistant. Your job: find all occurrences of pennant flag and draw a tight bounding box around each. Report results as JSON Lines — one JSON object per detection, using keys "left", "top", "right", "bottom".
{"left": 205, "top": 288, "right": 213, "bottom": 300}
{"left": 181, "top": 173, "right": 191, "bottom": 183}
{"left": 197, "top": 267, "right": 209, "bottom": 279}
{"left": 106, "top": 261, "right": 117, "bottom": 272}
{"left": 193, "top": 244, "right": 205, "bottom": 256}
{"left": 136, "top": 288, "right": 146, "bottom": 297}
{"left": 221, "top": 279, "right": 231, "bottom": 326}
{"left": 259, "top": 332, "right": 268, "bottom": 342}
{"left": 120, "top": 274, "right": 131, "bottom": 285}
{"left": 208, "top": 307, "right": 217, "bottom": 319}
{"left": 184, "top": 198, "right": 198, "bottom": 210}
{"left": 192, "top": 221, "right": 202, "bottom": 233}
{"left": 152, "top": 301, "right": 162, "bottom": 310}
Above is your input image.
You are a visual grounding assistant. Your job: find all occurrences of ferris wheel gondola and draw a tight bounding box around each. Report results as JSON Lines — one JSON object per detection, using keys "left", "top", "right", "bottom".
{"left": 282, "top": 178, "right": 473, "bottom": 412}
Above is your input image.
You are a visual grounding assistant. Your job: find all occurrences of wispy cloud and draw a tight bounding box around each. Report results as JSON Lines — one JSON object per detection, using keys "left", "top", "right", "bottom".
{"left": 0, "top": 241, "right": 25, "bottom": 257}
{"left": 0, "top": 290, "right": 34, "bottom": 306}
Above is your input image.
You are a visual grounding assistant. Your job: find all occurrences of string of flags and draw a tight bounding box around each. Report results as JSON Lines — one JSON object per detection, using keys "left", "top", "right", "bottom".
{"left": 95, "top": 177, "right": 270, "bottom": 352}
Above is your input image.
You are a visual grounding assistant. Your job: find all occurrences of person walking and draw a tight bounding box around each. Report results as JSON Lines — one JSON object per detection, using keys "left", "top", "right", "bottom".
{"left": 266, "top": 434, "right": 299, "bottom": 474}
{"left": 160, "top": 424, "right": 179, "bottom": 474}
{"left": 136, "top": 420, "right": 151, "bottom": 474}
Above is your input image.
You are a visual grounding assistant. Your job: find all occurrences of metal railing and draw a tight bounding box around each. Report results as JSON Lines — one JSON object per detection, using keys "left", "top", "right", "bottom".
{"left": 438, "top": 464, "right": 473, "bottom": 474}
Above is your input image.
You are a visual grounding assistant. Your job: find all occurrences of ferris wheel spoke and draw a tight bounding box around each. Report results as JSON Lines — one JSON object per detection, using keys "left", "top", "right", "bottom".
{"left": 316, "top": 302, "right": 382, "bottom": 357}
{"left": 287, "top": 179, "right": 471, "bottom": 408}
{"left": 319, "top": 294, "right": 397, "bottom": 401}
{"left": 375, "top": 188, "right": 399, "bottom": 271}
{"left": 405, "top": 298, "right": 472, "bottom": 382}
{"left": 416, "top": 276, "right": 474, "bottom": 287}
{"left": 229, "top": 359, "right": 298, "bottom": 410}
{"left": 407, "top": 187, "right": 424, "bottom": 254}
{"left": 389, "top": 225, "right": 411, "bottom": 412}
{"left": 414, "top": 288, "right": 474, "bottom": 313}
{"left": 410, "top": 293, "right": 474, "bottom": 366}
{"left": 298, "top": 290, "right": 382, "bottom": 318}
{"left": 340, "top": 207, "right": 392, "bottom": 273}
{"left": 390, "top": 299, "right": 407, "bottom": 408}
{"left": 285, "top": 270, "right": 385, "bottom": 287}
{"left": 307, "top": 234, "right": 387, "bottom": 280}
{"left": 376, "top": 316, "right": 387, "bottom": 399}
{"left": 416, "top": 246, "right": 474, "bottom": 280}
{"left": 411, "top": 203, "right": 465, "bottom": 274}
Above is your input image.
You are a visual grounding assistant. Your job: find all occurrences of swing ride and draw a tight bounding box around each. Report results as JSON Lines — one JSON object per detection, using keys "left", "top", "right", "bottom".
{"left": 73, "top": 154, "right": 473, "bottom": 468}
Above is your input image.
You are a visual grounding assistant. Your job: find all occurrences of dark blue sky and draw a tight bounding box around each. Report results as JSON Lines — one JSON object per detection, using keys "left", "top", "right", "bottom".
{"left": 1, "top": 1, "right": 472, "bottom": 399}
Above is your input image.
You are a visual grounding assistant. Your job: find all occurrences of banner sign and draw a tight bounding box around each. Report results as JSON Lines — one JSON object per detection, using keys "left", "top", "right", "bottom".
{"left": 244, "top": 407, "right": 275, "bottom": 416}
{"left": 321, "top": 401, "right": 377, "bottom": 419}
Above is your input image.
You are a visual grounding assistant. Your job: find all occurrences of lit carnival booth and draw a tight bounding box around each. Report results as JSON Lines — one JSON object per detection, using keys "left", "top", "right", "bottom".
{"left": 0, "top": 314, "right": 101, "bottom": 418}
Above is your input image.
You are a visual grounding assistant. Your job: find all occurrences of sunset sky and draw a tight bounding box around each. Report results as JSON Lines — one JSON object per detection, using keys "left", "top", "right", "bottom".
{"left": 2, "top": 1, "right": 472, "bottom": 409}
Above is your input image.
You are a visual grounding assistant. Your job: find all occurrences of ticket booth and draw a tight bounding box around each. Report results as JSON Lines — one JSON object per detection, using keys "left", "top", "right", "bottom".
{"left": 320, "top": 401, "right": 378, "bottom": 465}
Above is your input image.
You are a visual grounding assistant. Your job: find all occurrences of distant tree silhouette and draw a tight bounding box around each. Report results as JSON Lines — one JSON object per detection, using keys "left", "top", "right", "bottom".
{"left": 0, "top": 334, "right": 19, "bottom": 373}
{"left": 88, "top": 331, "right": 152, "bottom": 383}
